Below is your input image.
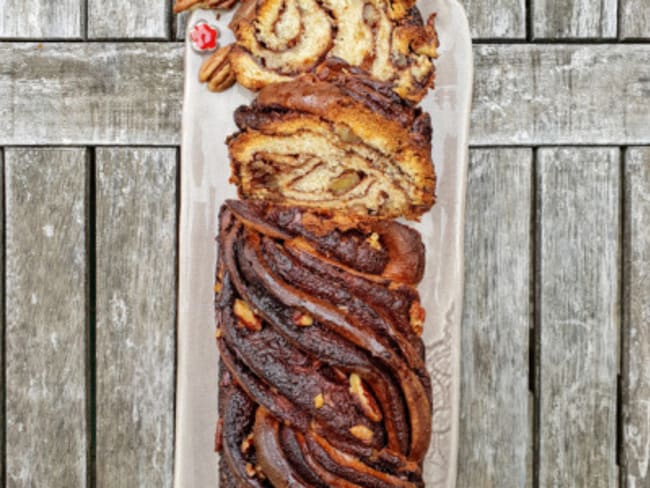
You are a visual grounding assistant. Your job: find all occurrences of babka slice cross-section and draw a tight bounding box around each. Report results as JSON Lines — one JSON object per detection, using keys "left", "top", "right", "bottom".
{"left": 227, "top": 63, "right": 436, "bottom": 227}
{"left": 180, "top": 0, "right": 438, "bottom": 102}
{"left": 214, "top": 200, "right": 432, "bottom": 486}
{"left": 228, "top": 0, "right": 438, "bottom": 101}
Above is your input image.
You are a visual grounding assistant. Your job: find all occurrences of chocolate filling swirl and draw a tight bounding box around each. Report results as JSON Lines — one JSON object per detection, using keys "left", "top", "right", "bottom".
{"left": 229, "top": 0, "right": 438, "bottom": 101}
{"left": 228, "top": 68, "right": 436, "bottom": 226}
{"left": 182, "top": 0, "right": 439, "bottom": 101}
{"left": 215, "top": 200, "right": 432, "bottom": 486}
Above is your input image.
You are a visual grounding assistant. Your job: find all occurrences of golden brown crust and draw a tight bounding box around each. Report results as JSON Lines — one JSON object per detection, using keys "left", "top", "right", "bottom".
{"left": 227, "top": 68, "right": 436, "bottom": 224}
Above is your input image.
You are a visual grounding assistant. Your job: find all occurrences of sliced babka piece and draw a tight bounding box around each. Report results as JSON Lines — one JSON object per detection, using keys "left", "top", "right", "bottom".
{"left": 193, "top": 0, "right": 438, "bottom": 101}
{"left": 227, "top": 63, "right": 436, "bottom": 227}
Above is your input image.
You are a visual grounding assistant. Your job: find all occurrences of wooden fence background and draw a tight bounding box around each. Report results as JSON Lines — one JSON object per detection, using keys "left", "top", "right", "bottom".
{"left": 0, "top": 0, "right": 648, "bottom": 486}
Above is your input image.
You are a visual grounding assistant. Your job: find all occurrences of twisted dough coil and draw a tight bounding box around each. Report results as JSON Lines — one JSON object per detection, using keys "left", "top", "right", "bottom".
{"left": 227, "top": 64, "right": 436, "bottom": 226}
{"left": 215, "top": 200, "right": 433, "bottom": 486}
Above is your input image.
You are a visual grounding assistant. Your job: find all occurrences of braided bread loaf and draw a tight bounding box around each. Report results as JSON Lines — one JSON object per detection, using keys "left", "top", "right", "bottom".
{"left": 175, "top": 1, "right": 439, "bottom": 482}
{"left": 215, "top": 200, "right": 432, "bottom": 486}
{"left": 228, "top": 62, "right": 436, "bottom": 227}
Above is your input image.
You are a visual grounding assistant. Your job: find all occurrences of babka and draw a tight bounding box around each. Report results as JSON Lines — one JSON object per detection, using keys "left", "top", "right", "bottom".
{"left": 214, "top": 200, "right": 432, "bottom": 486}
{"left": 189, "top": 0, "right": 438, "bottom": 101}
{"left": 174, "top": 1, "right": 440, "bottom": 483}
{"left": 227, "top": 62, "right": 436, "bottom": 225}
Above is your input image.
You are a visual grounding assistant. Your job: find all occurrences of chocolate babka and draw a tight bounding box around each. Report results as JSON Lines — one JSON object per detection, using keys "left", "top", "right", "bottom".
{"left": 227, "top": 63, "right": 436, "bottom": 226}
{"left": 215, "top": 200, "right": 432, "bottom": 486}
{"left": 188, "top": 0, "right": 438, "bottom": 101}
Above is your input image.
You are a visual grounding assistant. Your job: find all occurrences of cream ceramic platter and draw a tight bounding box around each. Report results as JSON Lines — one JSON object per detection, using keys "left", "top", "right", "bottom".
{"left": 175, "top": 2, "right": 473, "bottom": 485}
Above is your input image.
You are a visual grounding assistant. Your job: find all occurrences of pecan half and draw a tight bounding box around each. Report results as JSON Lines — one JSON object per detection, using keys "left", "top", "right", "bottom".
{"left": 365, "top": 232, "right": 382, "bottom": 251}
{"left": 199, "top": 45, "right": 236, "bottom": 92}
{"left": 241, "top": 433, "right": 254, "bottom": 454}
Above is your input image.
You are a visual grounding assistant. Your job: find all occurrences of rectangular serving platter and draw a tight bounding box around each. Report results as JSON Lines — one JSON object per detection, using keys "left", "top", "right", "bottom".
{"left": 175, "top": 2, "right": 473, "bottom": 485}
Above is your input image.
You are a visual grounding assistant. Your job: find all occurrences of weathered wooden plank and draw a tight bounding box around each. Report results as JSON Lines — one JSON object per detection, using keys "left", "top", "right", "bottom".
{"left": 5, "top": 147, "right": 88, "bottom": 487}
{"left": 458, "top": 148, "right": 533, "bottom": 488}
{"left": 533, "top": 0, "right": 617, "bottom": 38}
{"left": 463, "top": 0, "right": 526, "bottom": 39}
{"left": 0, "top": 0, "right": 84, "bottom": 38}
{"left": 622, "top": 147, "right": 650, "bottom": 487}
{"left": 95, "top": 147, "right": 177, "bottom": 488}
{"left": 0, "top": 44, "right": 648, "bottom": 145}
{"left": 537, "top": 147, "right": 620, "bottom": 488}
{"left": 88, "top": 0, "right": 170, "bottom": 39}
{"left": 0, "top": 43, "right": 182, "bottom": 145}
{"left": 472, "top": 45, "right": 650, "bottom": 146}
{"left": 620, "top": 0, "right": 650, "bottom": 39}
{"left": 175, "top": 11, "right": 188, "bottom": 40}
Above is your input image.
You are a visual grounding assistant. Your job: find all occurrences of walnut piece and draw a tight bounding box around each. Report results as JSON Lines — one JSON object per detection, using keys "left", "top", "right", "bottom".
{"left": 241, "top": 433, "right": 254, "bottom": 454}
{"left": 329, "top": 171, "right": 361, "bottom": 195}
{"left": 313, "top": 393, "right": 325, "bottom": 409}
{"left": 349, "top": 373, "right": 382, "bottom": 422}
{"left": 292, "top": 310, "right": 314, "bottom": 327}
{"left": 245, "top": 463, "right": 256, "bottom": 478}
{"left": 409, "top": 301, "right": 426, "bottom": 336}
{"left": 349, "top": 424, "right": 374, "bottom": 443}
{"left": 234, "top": 299, "right": 262, "bottom": 331}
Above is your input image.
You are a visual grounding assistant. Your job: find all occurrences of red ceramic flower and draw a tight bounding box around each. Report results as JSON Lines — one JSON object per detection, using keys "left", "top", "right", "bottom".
{"left": 190, "top": 21, "right": 219, "bottom": 52}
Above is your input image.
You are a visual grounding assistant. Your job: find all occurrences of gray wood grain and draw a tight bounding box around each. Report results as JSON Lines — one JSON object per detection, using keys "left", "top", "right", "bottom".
{"left": 1, "top": 43, "right": 648, "bottom": 145}
{"left": 0, "top": 0, "right": 84, "bottom": 38}
{"left": 533, "top": 0, "right": 617, "bottom": 38}
{"left": 5, "top": 147, "right": 88, "bottom": 488}
{"left": 95, "top": 147, "right": 177, "bottom": 488}
{"left": 0, "top": 43, "right": 182, "bottom": 145}
{"left": 175, "top": 11, "right": 188, "bottom": 40}
{"left": 620, "top": 0, "right": 650, "bottom": 39}
{"left": 463, "top": 0, "right": 526, "bottom": 38}
{"left": 88, "top": 0, "right": 170, "bottom": 39}
{"left": 472, "top": 44, "right": 650, "bottom": 145}
{"left": 622, "top": 147, "right": 650, "bottom": 487}
{"left": 458, "top": 148, "right": 533, "bottom": 488}
{"left": 537, "top": 147, "right": 620, "bottom": 488}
